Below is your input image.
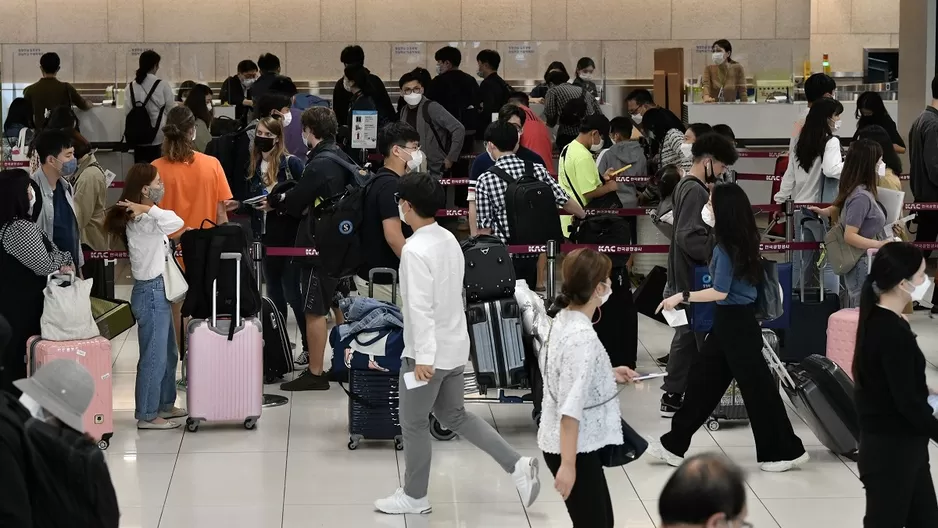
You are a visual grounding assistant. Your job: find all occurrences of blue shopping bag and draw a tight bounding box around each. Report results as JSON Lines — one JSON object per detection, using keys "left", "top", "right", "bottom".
{"left": 689, "top": 262, "right": 792, "bottom": 332}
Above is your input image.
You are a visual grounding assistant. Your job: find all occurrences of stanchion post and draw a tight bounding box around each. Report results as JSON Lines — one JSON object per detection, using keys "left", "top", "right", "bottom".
{"left": 546, "top": 240, "right": 558, "bottom": 302}
{"left": 252, "top": 240, "right": 289, "bottom": 408}
{"left": 784, "top": 198, "right": 794, "bottom": 262}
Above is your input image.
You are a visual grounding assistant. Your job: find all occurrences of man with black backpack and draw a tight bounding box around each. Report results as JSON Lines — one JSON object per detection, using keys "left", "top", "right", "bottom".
{"left": 267, "top": 107, "right": 359, "bottom": 392}
{"left": 474, "top": 121, "right": 585, "bottom": 287}
{"left": 543, "top": 69, "right": 601, "bottom": 150}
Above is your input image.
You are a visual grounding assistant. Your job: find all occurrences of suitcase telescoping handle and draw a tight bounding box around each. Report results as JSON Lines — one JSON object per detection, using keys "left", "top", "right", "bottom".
{"left": 212, "top": 252, "right": 242, "bottom": 330}
{"left": 796, "top": 207, "right": 825, "bottom": 303}
{"left": 369, "top": 267, "right": 398, "bottom": 303}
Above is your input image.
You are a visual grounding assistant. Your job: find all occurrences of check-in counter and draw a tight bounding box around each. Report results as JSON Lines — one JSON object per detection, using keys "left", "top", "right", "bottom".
{"left": 683, "top": 100, "right": 899, "bottom": 140}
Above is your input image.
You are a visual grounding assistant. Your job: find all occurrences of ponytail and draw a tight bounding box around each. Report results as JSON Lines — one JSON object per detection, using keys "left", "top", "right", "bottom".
{"left": 853, "top": 276, "right": 878, "bottom": 384}
{"left": 135, "top": 50, "right": 161, "bottom": 85}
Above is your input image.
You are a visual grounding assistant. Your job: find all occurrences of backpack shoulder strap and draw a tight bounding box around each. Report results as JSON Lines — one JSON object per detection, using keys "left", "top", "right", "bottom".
{"left": 559, "top": 145, "right": 586, "bottom": 208}
{"left": 128, "top": 82, "right": 138, "bottom": 106}
{"left": 317, "top": 151, "right": 366, "bottom": 186}
{"left": 487, "top": 165, "right": 513, "bottom": 186}
{"left": 142, "top": 79, "right": 161, "bottom": 106}
{"left": 422, "top": 102, "right": 447, "bottom": 151}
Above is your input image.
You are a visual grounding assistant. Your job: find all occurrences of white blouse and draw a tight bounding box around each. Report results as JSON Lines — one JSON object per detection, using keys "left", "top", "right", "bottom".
{"left": 537, "top": 309, "right": 623, "bottom": 455}
{"left": 125, "top": 205, "right": 184, "bottom": 281}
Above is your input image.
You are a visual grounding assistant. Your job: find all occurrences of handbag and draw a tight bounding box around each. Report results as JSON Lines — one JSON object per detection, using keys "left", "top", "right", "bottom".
{"left": 754, "top": 259, "right": 785, "bottom": 323}
{"left": 163, "top": 239, "right": 188, "bottom": 303}
{"left": 544, "top": 322, "right": 647, "bottom": 467}
{"left": 824, "top": 219, "right": 867, "bottom": 275}
{"left": 40, "top": 273, "right": 100, "bottom": 341}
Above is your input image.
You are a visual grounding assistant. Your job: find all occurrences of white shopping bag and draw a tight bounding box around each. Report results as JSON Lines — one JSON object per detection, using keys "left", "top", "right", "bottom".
{"left": 40, "top": 273, "right": 101, "bottom": 341}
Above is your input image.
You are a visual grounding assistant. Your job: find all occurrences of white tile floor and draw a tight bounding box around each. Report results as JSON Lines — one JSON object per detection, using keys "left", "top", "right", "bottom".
{"left": 106, "top": 284, "right": 938, "bottom": 528}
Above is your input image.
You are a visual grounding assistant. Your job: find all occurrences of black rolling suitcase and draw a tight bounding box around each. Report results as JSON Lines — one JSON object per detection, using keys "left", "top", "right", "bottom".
{"left": 261, "top": 297, "right": 293, "bottom": 383}
{"left": 461, "top": 235, "right": 516, "bottom": 303}
{"left": 466, "top": 298, "right": 526, "bottom": 390}
{"left": 766, "top": 348, "right": 859, "bottom": 459}
{"left": 346, "top": 369, "right": 402, "bottom": 451}
{"left": 779, "top": 217, "right": 839, "bottom": 362}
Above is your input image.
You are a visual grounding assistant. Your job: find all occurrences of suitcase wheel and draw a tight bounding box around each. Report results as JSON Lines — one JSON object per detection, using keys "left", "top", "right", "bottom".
{"left": 186, "top": 418, "right": 200, "bottom": 433}
{"left": 96, "top": 439, "right": 109, "bottom": 450}
{"left": 244, "top": 418, "right": 257, "bottom": 430}
{"left": 348, "top": 434, "right": 363, "bottom": 450}
{"left": 706, "top": 418, "right": 721, "bottom": 431}
{"left": 394, "top": 435, "right": 404, "bottom": 451}
{"left": 429, "top": 414, "right": 457, "bottom": 441}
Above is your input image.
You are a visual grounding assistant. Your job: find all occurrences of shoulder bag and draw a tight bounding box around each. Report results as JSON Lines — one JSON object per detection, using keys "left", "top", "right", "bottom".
{"left": 824, "top": 218, "right": 867, "bottom": 276}
{"left": 544, "top": 321, "right": 647, "bottom": 467}
{"left": 163, "top": 239, "right": 188, "bottom": 303}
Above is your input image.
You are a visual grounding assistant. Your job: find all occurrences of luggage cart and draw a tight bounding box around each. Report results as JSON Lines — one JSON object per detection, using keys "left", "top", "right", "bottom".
{"left": 430, "top": 240, "right": 559, "bottom": 442}
{"left": 429, "top": 371, "right": 534, "bottom": 441}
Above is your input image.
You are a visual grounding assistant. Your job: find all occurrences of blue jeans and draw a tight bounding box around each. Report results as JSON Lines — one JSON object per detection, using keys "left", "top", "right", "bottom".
{"left": 843, "top": 254, "right": 870, "bottom": 308}
{"left": 265, "top": 258, "right": 307, "bottom": 352}
{"left": 793, "top": 211, "right": 840, "bottom": 294}
{"left": 131, "top": 276, "right": 179, "bottom": 421}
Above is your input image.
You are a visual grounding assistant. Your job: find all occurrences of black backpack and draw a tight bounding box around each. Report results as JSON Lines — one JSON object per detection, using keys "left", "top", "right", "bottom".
{"left": 488, "top": 161, "right": 562, "bottom": 245}
{"left": 124, "top": 80, "right": 164, "bottom": 146}
{"left": 559, "top": 87, "right": 590, "bottom": 127}
{"left": 179, "top": 221, "right": 261, "bottom": 335}
{"left": 205, "top": 123, "right": 255, "bottom": 202}
{"left": 307, "top": 152, "right": 380, "bottom": 278}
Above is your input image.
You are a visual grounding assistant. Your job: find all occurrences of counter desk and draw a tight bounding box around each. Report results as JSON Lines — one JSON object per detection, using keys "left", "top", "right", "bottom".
{"left": 683, "top": 100, "right": 899, "bottom": 140}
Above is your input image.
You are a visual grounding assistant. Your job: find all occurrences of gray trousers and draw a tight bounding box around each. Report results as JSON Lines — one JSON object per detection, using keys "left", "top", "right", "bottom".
{"left": 400, "top": 358, "right": 521, "bottom": 499}
{"left": 661, "top": 325, "right": 708, "bottom": 394}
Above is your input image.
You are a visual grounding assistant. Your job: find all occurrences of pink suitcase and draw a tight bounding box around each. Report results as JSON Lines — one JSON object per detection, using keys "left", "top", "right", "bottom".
{"left": 27, "top": 335, "right": 114, "bottom": 449}
{"left": 184, "top": 252, "right": 263, "bottom": 432}
{"left": 826, "top": 308, "right": 859, "bottom": 379}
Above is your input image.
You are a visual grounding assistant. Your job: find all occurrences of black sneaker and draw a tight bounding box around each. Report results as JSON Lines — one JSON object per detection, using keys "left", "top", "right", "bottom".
{"left": 660, "top": 392, "right": 683, "bottom": 418}
{"left": 280, "top": 370, "right": 330, "bottom": 391}
{"left": 656, "top": 354, "right": 670, "bottom": 367}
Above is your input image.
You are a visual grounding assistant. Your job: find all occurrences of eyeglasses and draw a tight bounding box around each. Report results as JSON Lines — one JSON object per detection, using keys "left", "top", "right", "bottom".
{"left": 402, "top": 87, "right": 424, "bottom": 96}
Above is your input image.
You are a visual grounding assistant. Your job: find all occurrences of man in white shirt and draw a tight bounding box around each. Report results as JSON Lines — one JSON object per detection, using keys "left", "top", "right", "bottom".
{"left": 374, "top": 172, "right": 540, "bottom": 515}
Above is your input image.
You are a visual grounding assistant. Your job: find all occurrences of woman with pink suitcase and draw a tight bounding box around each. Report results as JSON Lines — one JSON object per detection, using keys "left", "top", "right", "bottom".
{"left": 0, "top": 168, "right": 74, "bottom": 395}
{"left": 105, "top": 164, "right": 188, "bottom": 430}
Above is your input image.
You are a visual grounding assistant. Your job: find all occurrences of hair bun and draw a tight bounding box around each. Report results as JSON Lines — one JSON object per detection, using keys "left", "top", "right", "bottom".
{"left": 162, "top": 123, "right": 180, "bottom": 137}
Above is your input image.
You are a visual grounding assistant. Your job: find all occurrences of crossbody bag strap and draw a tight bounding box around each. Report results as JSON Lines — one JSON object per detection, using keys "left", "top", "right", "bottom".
{"left": 559, "top": 145, "right": 586, "bottom": 208}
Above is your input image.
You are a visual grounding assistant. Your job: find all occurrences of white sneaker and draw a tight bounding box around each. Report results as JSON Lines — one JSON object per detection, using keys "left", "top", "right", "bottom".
{"left": 374, "top": 488, "right": 431, "bottom": 515}
{"left": 760, "top": 452, "right": 810, "bottom": 473}
{"left": 511, "top": 456, "right": 541, "bottom": 507}
{"left": 645, "top": 438, "right": 684, "bottom": 467}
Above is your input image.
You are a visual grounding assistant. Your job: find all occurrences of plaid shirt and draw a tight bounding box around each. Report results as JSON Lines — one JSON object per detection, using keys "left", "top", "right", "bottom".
{"left": 543, "top": 83, "right": 601, "bottom": 138}
{"left": 475, "top": 154, "right": 569, "bottom": 243}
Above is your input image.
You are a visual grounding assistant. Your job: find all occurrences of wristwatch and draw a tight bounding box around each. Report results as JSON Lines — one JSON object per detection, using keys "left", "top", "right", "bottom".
{"left": 682, "top": 289, "right": 690, "bottom": 303}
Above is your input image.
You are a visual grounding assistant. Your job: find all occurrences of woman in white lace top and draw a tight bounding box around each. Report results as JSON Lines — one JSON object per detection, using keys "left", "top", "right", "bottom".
{"left": 537, "top": 248, "right": 638, "bottom": 527}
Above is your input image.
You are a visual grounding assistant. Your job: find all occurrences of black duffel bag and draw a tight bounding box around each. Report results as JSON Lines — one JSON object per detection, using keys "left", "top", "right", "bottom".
{"left": 570, "top": 214, "right": 632, "bottom": 268}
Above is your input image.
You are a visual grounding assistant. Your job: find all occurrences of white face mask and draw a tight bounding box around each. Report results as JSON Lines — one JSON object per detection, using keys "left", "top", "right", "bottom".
{"left": 343, "top": 79, "right": 354, "bottom": 92}
{"left": 191, "top": 129, "right": 198, "bottom": 142}
{"left": 701, "top": 203, "right": 715, "bottom": 228}
{"left": 19, "top": 393, "right": 45, "bottom": 420}
{"left": 242, "top": 77, "right": 255, "bottom": 88}
{"left": 597, "top": 281, "right": 612, "bottom": 305}
{"left": 832, "top": 119, "right": 842, "bottom": 132}
{"left": 712, "top": 52, "right": 726, "bottom": 65}
{"left": 904, "top": 276, "right": 933, "bottom": 302}
{"left": 631, "top": 113, "right": 643, "bottom": 125}
{"left": 398, "top": 203, "right": 408, "bottom": 224}
{"left": 589, "top": 135, "right": 603, "bottom": 153}
{"left": 403, "top": 93, "right": 423, "bottom": 106}
{"left": 399, "top": 148, "right": 423, "bottom": 171}
{"left": 487, "top": 143, "right": 497, "bottom": 162}
{"left": 877, "top": 161, "right": 886, "bottom": 178}
{"left": 579, "top": 72, "right": 593, "bottom": 81}
{"left": 281, "top": 112, "right": 292, "bottom": 128}
{"left": 680, "top": 142, "right": 693, "bottom": 159}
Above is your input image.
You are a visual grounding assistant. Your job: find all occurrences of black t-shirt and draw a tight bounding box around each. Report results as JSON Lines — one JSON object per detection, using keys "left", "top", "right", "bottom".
{"left": 357, "top": 167, "right": 412, "bottom": 282}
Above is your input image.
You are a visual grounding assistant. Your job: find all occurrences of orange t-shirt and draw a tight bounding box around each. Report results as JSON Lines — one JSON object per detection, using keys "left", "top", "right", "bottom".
{"left": 519, "top": 105, "right": 556, "bottom": 176}
{"left": 152, "top": 152, "right": 233, "bottom": 235}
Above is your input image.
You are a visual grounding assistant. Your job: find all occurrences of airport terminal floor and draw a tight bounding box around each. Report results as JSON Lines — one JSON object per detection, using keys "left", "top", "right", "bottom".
{"left": 103, "top": 281, "right": 938, "bottom": 528}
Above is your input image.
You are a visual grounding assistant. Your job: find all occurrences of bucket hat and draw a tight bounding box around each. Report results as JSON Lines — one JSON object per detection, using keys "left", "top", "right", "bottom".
{"left": 14, "top": 359, "right": 94, "bottom": 433}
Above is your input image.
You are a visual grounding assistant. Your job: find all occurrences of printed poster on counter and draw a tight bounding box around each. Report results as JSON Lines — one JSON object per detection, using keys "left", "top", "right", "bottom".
{"left": 351, "top": 110, "right": 378, "bottom": 150}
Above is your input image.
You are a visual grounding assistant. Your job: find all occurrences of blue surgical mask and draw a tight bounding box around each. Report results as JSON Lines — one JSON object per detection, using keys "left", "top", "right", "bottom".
{"left": 59, "top": 158, "right": 78, "bottom": 178}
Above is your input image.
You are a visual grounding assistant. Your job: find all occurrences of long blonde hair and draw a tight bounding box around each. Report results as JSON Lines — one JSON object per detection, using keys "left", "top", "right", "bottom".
{"left": 161, "top": 106, "right": 196, "bottom": 164}
{"left": 249, "top": 117, "right": 288, "bottom": 188}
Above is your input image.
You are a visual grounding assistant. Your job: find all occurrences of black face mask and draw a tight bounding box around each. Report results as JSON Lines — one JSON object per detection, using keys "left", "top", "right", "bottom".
{"left": 255, "top": 136, "right": 275, "bottom": 153}
{"left": 705, "top": 160, "right": 718, "bottom": 184}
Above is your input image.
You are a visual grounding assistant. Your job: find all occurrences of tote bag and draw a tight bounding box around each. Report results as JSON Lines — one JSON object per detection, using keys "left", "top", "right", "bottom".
{"left": 163, "top": 240, "right": 188, "bottom": 303}
{"left": 41, "top": 273, "right": 100, "bottom": 341}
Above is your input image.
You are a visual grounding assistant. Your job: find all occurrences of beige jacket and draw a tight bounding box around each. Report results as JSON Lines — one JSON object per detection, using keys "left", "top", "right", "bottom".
{"left": 72, "top": 154, "right": 110, "bottom": 251}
